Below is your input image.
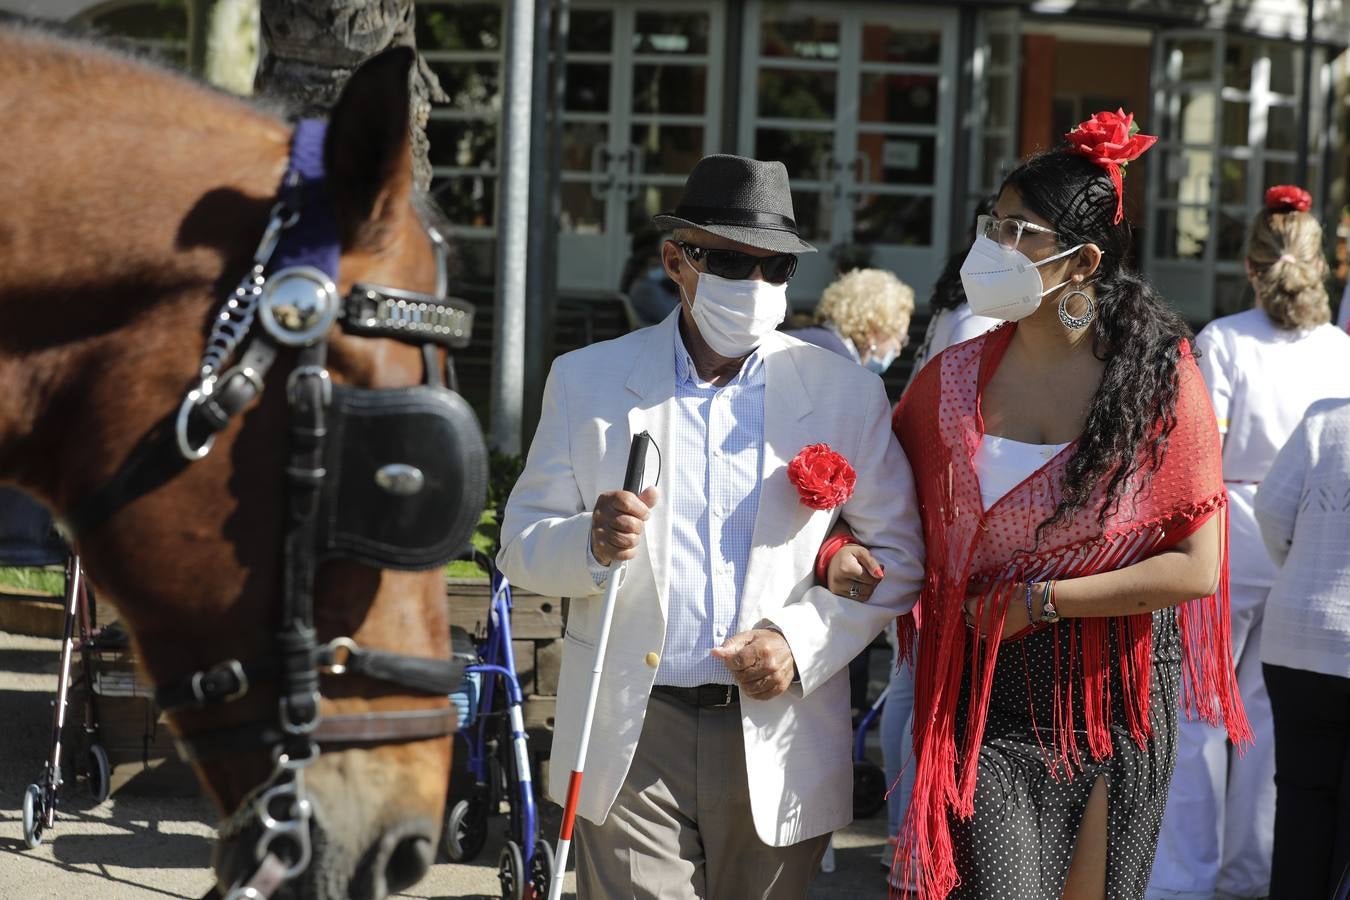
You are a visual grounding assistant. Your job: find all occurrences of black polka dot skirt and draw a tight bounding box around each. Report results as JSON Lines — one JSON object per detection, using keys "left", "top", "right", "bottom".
{"left": 947, "top": 609, "right": 1181, "bottom": 900}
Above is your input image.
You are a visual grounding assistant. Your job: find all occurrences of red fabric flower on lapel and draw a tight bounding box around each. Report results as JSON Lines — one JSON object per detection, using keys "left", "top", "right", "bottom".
{"left": 1265, "top": 185, "right": 1312, "bottom": 213}
{"left": 1064, "top": 109, "right": 1157, "bottom": 225}
{"left": 787, "top": 444, "right": 856, "bottom": 511}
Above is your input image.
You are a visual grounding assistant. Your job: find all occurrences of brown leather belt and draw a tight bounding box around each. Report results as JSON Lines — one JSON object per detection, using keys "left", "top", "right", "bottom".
{"left": 652, "top": 683, "right": 740, "bottom": 708}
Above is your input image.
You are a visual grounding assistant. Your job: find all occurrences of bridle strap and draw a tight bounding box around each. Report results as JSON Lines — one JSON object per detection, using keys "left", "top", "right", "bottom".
{"left": 276, "top": 343, "right": 327, "bottom": 742}
{"left": 155, "top": 640, "right": 465, "bottom": 712}
{"left": 175, "top": 707, "right": 456, "bottom": 762}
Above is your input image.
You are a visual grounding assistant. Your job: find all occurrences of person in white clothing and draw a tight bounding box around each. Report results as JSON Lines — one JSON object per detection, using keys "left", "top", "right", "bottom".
{"left": 497, "top": 155, "right": 926, "bottom": 899}
{"left": 906, "top": 196, "right": 1001, "bottom": 385}
{"left": 1148, "top": 185, "right": 1350, "bottom": 900}
{"left": 1255, "top": 397, "right": 1350, "bottom": 900}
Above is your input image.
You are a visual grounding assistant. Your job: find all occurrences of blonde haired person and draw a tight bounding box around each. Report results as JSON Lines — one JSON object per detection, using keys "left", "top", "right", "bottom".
{"left": 788, "top": 268, "right": 914, "bottom": 376}
{"left": 1149, "top": 185, "right": 1350, "bottom": 900}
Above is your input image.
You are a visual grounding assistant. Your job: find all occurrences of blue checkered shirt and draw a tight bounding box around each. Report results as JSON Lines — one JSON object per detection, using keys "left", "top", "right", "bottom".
{"left": 587, "top": 326, "right": 766, "bottom": 686}
{"left": 661, "top": 330, "right": 765, "bottom": 685}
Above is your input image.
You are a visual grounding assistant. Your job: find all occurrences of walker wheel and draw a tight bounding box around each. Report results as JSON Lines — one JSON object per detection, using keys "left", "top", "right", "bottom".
{"left": 443, "top": 795, "right": 488, "bottom": 862}
{"left": 853, "top": 759, "right": 888, "bottom": 819}
{"left": 22, "top": 783, "right": 44, "bottom": 848}
{"left": 528, "top": 839, "right": 555, "bottom": 899}
{"left": 87, "top": 744, "right": 111, "bottom": 804}
{"left": 498, "top": 839, "right": 525, "bottom": 900}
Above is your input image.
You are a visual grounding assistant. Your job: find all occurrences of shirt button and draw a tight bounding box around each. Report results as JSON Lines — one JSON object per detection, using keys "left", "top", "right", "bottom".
{"left": 645, "top": 651, "right": 660, "bottom": 668}
{"left": 713, "top": 505, "right": 725, "bottom": 517}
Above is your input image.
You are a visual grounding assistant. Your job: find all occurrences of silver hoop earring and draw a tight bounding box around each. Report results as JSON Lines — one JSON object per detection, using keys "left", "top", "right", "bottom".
{"left": 1057, "top": 290, "right": 1096, "bottom": 330}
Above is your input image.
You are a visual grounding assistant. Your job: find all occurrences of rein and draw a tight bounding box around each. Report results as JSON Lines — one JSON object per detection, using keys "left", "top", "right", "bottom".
{"left": 63, "top": 120, "right": 487, "bottom": 900}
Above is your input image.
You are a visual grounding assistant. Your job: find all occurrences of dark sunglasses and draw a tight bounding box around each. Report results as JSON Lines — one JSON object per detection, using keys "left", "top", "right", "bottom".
{"left": 676, "top": 241, "right": 798, "bottom": 285}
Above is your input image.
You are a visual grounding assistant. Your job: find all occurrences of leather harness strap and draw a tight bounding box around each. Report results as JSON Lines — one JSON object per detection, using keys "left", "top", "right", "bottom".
{"left": 176, "top": 707, "right": 457, "bottom": 762}
{"left": 155, "top": 640, "right": 465, "bottom": 712}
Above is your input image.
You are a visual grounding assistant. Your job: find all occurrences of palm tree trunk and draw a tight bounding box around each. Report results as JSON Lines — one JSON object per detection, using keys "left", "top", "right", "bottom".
{"left": 255, "top": 0, "right": 444, "bottom": 192}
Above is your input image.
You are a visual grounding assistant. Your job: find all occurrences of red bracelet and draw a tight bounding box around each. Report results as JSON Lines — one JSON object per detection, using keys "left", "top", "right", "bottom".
{"left": 815, "top": 534, "right": 858, "bottom": 583}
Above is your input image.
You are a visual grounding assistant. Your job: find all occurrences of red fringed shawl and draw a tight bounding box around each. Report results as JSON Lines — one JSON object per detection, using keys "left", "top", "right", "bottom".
{"left": 891, "top": 324, "right": 1251, "bottom": 899}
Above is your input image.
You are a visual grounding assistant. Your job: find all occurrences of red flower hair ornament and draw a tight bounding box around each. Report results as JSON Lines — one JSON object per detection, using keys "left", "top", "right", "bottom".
{"left": 1064, "top": 109, "right": 1158, "bottom": 225}
{"left": 787, "top": 444, "right": 856, "bottom": 511}
{"left": 1265, "top": 185, "right": 1312, "bottom": 213}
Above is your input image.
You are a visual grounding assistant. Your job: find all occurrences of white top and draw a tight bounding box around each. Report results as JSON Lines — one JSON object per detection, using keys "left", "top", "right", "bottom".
{"left": 1255, "top": 397, "right": 1350, "bottom": 678}
{"left": 1194, "top": 308, "right": 1350, "bottom": 587}
{"left": 1338, "top": 280, "right": 1350, "bottom": 332}
{"left": 973, "top": 434, "right": 1069, "bottom": 512}
{"left": 910, "top": 304, "right": 1001, "bottom": 383}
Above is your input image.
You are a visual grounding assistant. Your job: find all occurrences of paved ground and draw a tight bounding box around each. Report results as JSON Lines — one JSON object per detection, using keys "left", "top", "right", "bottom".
{"left": 0, "top": 628, "right": 894, "bottom": 899}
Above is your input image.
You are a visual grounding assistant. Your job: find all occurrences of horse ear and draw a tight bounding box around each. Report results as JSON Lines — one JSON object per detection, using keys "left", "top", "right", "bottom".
{"left": 325, "top": 46, "right": 416, "bottom": 251}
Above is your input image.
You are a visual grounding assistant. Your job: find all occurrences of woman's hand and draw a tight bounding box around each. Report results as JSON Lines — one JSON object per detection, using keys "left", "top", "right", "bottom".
{"left": 827, "top": 544, "right": 885, "bottom": 602}
{"left": 962, "top": 581, "right": 1036, "bottom": 641}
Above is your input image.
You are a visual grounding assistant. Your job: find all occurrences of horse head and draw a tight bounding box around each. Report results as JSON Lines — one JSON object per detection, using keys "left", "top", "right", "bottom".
{"left": 0, "top": 28, "right": 483, "bottom": 899}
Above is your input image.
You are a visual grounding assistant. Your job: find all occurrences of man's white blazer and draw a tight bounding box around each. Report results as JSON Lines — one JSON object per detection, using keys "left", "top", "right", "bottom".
{"left": 498, "top": 311, "right": 924, "bottom": 846}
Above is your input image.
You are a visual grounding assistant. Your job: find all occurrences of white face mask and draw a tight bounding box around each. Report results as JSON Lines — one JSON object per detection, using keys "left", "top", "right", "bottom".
{"left": 679, "top": 251, "right": 788, "bottom": 357}
{"left": 959, "top": 235, "right": 1084, "bottom": 321}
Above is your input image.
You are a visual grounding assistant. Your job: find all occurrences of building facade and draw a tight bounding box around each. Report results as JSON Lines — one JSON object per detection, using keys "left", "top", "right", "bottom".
{"left": 10, "top": 0, "right": 1349, "bottom": 325}
{"left": 420, "top": 0, "right": 1350, "bottom": 325}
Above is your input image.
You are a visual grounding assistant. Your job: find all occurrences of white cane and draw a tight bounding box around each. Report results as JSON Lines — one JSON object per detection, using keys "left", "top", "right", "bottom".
{"left": 549, "top": 431, "right": 652, "bottom": 900}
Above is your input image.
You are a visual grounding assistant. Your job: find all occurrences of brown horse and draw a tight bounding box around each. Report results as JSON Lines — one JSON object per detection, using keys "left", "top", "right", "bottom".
{"left": 0, "top": 26, "right": 466, "bottom": 900}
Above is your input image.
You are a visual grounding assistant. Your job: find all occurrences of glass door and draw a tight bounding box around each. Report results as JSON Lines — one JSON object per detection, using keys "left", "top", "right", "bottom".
{"left": 1146, "top": 32, "right": 1328, "bottom": 322}
{"left": 967, "top": 10, "right": 1020, "bottom": 224}
{"left": 557, "top": 2, "right": 724, "bottom": 292}
{"left": 740, "top": 2, "right": 958, "bottom": 308}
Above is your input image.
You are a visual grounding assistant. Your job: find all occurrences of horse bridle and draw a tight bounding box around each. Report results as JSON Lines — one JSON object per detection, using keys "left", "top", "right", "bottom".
{"left": 64, "top": 120, "right": 486, "bottom": 900}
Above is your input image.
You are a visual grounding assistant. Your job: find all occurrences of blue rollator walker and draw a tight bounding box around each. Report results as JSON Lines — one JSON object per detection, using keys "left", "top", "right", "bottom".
{"left": 852, "top": 686, "right": 889, "bottom": 819}
{"left": 444, "top": 550, "right": 555, "bottom": 900}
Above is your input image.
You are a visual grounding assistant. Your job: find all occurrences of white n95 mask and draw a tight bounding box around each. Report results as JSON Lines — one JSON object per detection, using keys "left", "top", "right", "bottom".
{"left": 959, "top": 235, "right": 1084, "bottom": 321}
{"left": 680, "top": 255, "right": 788, "bottom": 357}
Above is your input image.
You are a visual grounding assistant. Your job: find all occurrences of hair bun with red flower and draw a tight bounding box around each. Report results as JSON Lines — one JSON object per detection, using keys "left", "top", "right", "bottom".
{"left": 1064, "top": 108, "right": 1158, "bottom": 225}
{"left": 787, "top": 443, "right": 856, "bottom": 511}
{"left": 1264, "top": 185, "right": 1312, "bottom": 213}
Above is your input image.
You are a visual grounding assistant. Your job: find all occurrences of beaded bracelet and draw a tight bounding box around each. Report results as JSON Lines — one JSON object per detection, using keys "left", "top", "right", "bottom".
{"left": 1025, "top": 582, "right": 1036, "bottom": 626}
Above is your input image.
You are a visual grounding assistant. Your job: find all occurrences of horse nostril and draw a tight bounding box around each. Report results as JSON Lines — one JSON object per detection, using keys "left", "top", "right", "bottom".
{"left": 384, "top": 834, "right": 433, "bottom": 893}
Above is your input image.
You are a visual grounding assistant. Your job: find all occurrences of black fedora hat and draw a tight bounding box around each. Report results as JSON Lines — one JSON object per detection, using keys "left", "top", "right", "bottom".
{"left": 653, "top": 155, "right": 816, "bottom": 254}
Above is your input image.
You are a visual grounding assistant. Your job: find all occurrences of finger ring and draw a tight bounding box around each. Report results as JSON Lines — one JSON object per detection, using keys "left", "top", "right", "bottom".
{"left": 848, "top": 581, "right": 861, "bottom": 599}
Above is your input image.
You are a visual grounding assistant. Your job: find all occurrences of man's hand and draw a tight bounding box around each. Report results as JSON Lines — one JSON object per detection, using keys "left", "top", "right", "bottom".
{"left": 711, "top": 628, "right": 796, "bottom": 701}
{"left": 590, "top": 486, "right": 660, "bottom": 567}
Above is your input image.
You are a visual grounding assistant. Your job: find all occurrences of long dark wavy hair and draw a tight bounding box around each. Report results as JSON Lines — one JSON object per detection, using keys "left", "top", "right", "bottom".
{"left": 1001, "top": 151, "right": 1194, "bottom": 534}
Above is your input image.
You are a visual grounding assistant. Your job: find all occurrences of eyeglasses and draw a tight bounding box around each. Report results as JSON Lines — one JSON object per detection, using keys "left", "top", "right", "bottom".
{"left": 975, "top": 214, "right": 1059, "bottom": 251}
{"left": 676, "top": 241, "right": 798, "bottom": 285}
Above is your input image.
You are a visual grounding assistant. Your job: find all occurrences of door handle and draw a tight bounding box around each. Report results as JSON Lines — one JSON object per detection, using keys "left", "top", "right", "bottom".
{"left": 590, "top": 144, "right": 613, "bottom": 200}
{"left": 625, "top": 144, "right": 645, "bottom": 200}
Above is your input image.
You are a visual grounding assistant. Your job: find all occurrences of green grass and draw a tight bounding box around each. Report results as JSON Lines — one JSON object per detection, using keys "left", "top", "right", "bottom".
{"left": 445, "top": 559, "right": 487, "bottom": 580}
{"left": 0, "top": 562, "right": 487, "bottom": 595}
{"left": 0, "top": 565, "right": 65, "bottom": 596}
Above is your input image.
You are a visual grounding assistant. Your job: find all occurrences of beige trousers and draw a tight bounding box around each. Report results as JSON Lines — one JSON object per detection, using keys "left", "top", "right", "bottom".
{"left": 574, "top": 691, "right": 830, "bottom": 900}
